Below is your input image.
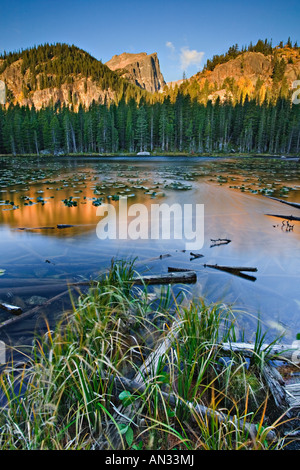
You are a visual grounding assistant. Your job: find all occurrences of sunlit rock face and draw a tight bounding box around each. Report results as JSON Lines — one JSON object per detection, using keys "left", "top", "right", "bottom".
{"left": 106, "top": 52, "right": 166, "bottom": 93}
{"left": 192, "top": 50, "right": 300, "bottom": 103}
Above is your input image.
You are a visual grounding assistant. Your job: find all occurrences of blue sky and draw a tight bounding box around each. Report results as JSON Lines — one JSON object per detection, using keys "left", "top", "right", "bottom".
{"left": 0, "top": 0, "right": 299, "bottom": 82}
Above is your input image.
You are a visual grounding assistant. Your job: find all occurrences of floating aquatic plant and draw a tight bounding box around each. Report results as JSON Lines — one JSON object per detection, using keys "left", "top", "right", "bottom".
{"left": 62, "top": 197, "right": 78, "bottom": 207}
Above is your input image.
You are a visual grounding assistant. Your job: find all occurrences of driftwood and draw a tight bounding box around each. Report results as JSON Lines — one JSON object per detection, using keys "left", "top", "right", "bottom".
{"left": 262, "top": 363, "right": 289, "bottom": 411}
{"left": 133, "top": 271, "right": 197, "bottom": 285}
{"left": 204, "top": 264, "right": 257, "bottom": 282}
{"left": 285, "top": 383, "right": 300, "bottom": 408}
{"left": 99, "top": 324, "right": 278, "bottom": 449}
{"left": 220, "top": 342, "right": 300, "bottom": 412}
{"left": 190, "top": 252, "right": 204, "bottom": 259}
{"left": 98, "top": 320, "right": 179, "bottom": 449}
{"left": 220, "top": 342, "right": 300, "bottom": 364}
{"left": 210, "top": 238, "right": 231, "bottom": 248}
{"left": 265, "top": 196, "right": 300, "bottom": 210}
{"left": 113, "top": 376, "right": 277, "bottom": 442}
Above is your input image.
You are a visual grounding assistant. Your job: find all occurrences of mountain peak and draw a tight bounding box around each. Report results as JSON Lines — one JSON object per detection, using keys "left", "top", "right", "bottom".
{"left": 105, "top": 51, "right": 165, "bottom": 93}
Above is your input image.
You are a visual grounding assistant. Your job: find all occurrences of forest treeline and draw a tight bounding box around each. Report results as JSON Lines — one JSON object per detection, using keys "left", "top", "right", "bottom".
{"left": 0, "top": 93, "right": 299, "bottom": 155}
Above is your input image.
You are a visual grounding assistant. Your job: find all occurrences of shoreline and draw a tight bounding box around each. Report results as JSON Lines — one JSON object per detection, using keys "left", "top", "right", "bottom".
{"left": 0, "top": 152, "right": 299, "bottom": 159}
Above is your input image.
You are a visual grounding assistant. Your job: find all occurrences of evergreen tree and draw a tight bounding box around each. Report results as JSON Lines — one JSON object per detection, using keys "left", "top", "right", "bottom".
{"left": 135, "top": 105, "right": 148, "bottom": 152}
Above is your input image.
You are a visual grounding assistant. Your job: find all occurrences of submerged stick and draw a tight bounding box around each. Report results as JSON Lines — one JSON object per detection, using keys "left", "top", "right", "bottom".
{"left": 210, "top": 238, "right": 231, "bottom": 248}
{"left": 204, "top": 264, "right": 257, "bottom": 273}
{"left": 190, "top": 252, "right": 204, "bottom": 259}
{"left": 0, "top": 283, "right": 73, "bottom": 297}
{"left": 204, "top": 264, "right": 257, "bottom": 281}
{"left": 15, "top": 223, "right": 97, "bottom": 231}
{"left": 0, "top": 287, "right": 77, "bottom": 330}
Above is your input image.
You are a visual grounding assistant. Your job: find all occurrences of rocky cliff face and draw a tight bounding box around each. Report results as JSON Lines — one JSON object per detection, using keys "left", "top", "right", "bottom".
{"left": 105, "top": 52, "right": 166, "bottom": 93}
{"left": 0, "top": 49, "right": 166, "bottom": 110}
{"left": 190, "top": 49, "right": 300, "bottom": 102}
{"left": 0, "top": 61, "right": 121, "bottom": 110}
{"left": 199, "top": 51, "right": 300, "bottom": 87}
{"left": 0, "top": 44, "right": 151, "bottom": 110}
{"left": 1, "top": 43, "right": 299, "bottom": 109}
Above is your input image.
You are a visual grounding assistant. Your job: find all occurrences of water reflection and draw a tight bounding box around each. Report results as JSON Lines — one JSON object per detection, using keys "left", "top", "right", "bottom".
{"left": 0, "top": 156, "right": 299, "bottom": 353}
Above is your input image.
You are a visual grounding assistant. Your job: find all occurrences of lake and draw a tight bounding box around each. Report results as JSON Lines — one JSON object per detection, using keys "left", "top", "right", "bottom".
{"left": 0, "top": 155, "right": 300, "bottom": 361}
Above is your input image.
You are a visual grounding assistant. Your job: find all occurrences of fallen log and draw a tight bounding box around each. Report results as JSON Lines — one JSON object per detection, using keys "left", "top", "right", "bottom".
{"left": 133, "top": 271, "right": 197, "bottom": 285}
{"left": 97, "top": 318, "right": 179, "bottom": 449}
{"left": 98, "top": 315, "right": 283, "bottom": 450}
{"left": 113, "top": 376, "right": 277, "bottom": 442}
{"left": 265, "top": 196, "right": 300, "bottom": 210}
{"left": 220, "top": 342, "right": 300, "bottom": 364}
{"left": 265, "top": 214, "right": 300, "bottom": 222}
{"left": 262, "top": 363, "right": 289, "bottom": 411}
{"left": 99, "top": 323, "right": 278, "bottom": 449}
{"left": 220, "top": 342, "right": 297, "bottom": 413}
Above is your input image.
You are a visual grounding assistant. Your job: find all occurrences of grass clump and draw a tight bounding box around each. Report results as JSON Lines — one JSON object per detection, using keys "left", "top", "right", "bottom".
{"left": 0, "top": 260, "right": 290, "bottom": 450}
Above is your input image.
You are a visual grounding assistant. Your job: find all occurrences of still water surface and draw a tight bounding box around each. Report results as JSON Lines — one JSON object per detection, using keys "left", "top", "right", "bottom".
{"left": 0, "top": 155, "right": 300, "bottom": 358}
